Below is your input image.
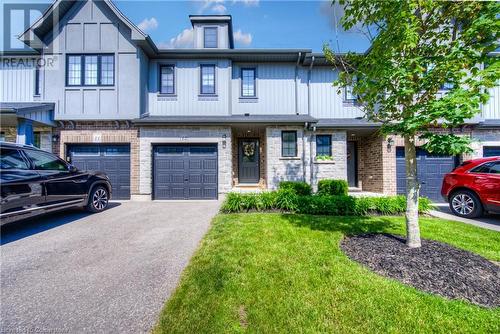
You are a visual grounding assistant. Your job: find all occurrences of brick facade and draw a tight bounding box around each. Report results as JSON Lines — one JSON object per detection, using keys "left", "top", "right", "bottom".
{"left": 54, "top": 121, "right": 140, "bottom": 195}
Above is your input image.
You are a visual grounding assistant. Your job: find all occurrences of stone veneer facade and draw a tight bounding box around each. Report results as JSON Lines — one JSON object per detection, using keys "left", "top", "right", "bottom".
{"left": 310, "top": 130, "right": 347, "bottom": 191}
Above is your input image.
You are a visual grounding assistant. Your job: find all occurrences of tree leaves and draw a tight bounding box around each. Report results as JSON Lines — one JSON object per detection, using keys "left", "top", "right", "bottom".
{"left": 326, "top": 0, "right": 500, "bottom": 154}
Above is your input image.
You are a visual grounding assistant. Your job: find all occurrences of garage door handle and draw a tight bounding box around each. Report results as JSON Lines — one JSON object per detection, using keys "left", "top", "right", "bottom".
{"left": 420, "top": 181, "right": 426, "bottom": 185}
{"left": 184, "top": 178, "right": 189, "bottom": 181}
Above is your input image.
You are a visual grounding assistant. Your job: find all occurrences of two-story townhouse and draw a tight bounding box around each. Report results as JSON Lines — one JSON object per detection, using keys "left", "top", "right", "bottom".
{"left": 1, "top": 0, "right": 499, "bottom": 202}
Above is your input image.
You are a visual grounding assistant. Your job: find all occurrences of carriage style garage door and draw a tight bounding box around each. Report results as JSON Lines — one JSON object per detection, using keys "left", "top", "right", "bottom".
{"left": 396, "top": 147, "right": 456, "bottom": 202}
{"left": 153, "top": 144, "right": 218, "bottom": 200}
{"left": 67, "top": 144, "right": 131, "bottom": 200}
{"left": 484, "top": 146, "right": 500, "bottom": 157}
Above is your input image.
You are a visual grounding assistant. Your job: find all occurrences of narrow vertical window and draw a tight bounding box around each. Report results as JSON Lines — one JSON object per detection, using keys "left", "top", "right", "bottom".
{"left": 67, "top": 55, "right": 81, "bottom": 86}
{"left": 84, "top": 55, "right": 98, "bottom": 85}
{"left": 241, "top": 68, "right": 256, "bottom": 97}
{"left": 201, "top": 64, "right": 216, "bottom": 95}
{"left": 160, "top": 65, "right": 175, "bottom": 94}
{"left": 282, "top": 131, "right": 297, "bottom": 157}
{"left": 316, "top": 135, "right": 332, "bottom": 157}
{"left": 34, "top": 66, "right": 40, "bottom": 95}
{"left": 100, "top": 55, "right": 114, "bottom": 86}
{"left": 204, "top": 27, "right": 218, "bottom": 48}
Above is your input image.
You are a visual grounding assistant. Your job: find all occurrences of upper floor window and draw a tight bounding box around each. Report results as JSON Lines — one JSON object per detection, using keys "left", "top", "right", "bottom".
{"left": 282, "top": 131, "right": 297, "bottom": 157}
{"left": 66, "top": 54, "right": 114, "bottom": 87}
{"left": 200, "top": 64, "right": 216, "bottom": 95}
{"left": 204, "top": 27, "right": 218, "bottom": 48}
{"left": 34, "top": 66, "right": 40, "bottom": 96}
{"left": 241, "top": 68, "right": 256, "bottom": 97}
{"left": 316, "top": 135, "right": 332, "bottom": 157}
{"left": 345, "top": 84, "right": 356, "bottom": 101}
{"left": 160, "top": 65, "right": 175, "bottom": 94}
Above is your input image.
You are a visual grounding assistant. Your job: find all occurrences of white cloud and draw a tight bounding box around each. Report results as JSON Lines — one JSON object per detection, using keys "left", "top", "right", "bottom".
{"left": 137, "top": 17, "right": 158, "bottom": 33}
{"left": 233, "top": 29, "right": 252, "bottom": 46}
{"left": 158, "top": 28, "right": 194, "bottom": 49}
{"left": 195, "top": 0, "right": 259, "bottom": 14}
{"left": 211, "top": 4, "right": 227, "bottom": 14}
{"left": 233, "top": 0, "right": 259, "bottom": 7}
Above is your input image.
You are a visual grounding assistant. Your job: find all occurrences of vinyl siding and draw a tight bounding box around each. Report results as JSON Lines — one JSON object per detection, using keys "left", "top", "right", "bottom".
{"left": 0, "top": 57, "right": 37, "bottom": 102}
{"left": 147, "top": 59, "right": 230, "bottom": 116}
{"left": 41, "top": 0, "right": 140, "bottom": 120}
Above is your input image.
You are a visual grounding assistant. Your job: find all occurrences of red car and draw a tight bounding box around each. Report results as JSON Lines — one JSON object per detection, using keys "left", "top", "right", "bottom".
{"left": 441, "top": 156, "right": 500, "bottom": 218}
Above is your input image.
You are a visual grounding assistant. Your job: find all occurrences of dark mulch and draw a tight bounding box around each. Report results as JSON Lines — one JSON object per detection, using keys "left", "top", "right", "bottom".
{"left": 341, "top": 234, "right": 500, "bottom": 308}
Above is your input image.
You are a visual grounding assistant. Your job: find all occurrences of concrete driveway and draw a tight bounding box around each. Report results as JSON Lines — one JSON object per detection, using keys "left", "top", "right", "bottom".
{"left": 430, "top": 203, "right": 500, "bottom": 232}
{"left": 1, "top": 200, "right": 221, "bottom": 333}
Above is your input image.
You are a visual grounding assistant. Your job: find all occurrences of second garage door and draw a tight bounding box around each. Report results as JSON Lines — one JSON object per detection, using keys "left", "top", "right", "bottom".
{"left": 67, "top": 144, "right": 131, "bottom": 200}
{"left": 484, "top": 146, "right": 500, "bottom": 157}
{"left": 396, "top": 147, "right": 456, "bottom": 202}
{"left": 153, "top": 144, "right": 218, "bottom": 200}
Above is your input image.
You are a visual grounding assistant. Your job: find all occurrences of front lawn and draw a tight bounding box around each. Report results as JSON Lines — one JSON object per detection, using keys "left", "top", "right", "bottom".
{"left": 154, "top": 214, "right": 500, "bottom": 333}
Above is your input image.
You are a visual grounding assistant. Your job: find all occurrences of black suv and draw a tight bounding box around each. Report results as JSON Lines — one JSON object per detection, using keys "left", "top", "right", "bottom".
{"left": 1, "top": 142, "right": 112, "bottom": 225}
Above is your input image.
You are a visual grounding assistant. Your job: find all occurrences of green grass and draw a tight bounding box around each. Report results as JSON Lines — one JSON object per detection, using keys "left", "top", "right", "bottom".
{"left": 154, "top": 214, "right": 500, "bottom": 334}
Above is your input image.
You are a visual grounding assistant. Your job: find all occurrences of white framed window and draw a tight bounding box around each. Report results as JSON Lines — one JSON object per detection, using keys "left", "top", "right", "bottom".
{"left": 200, "top": 64, "right": 216, "bottom": 95}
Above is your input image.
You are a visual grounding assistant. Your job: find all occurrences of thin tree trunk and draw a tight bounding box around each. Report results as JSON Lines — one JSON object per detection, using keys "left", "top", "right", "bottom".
{"left": 404, "top": 135, "right": 421, "bottom": 248}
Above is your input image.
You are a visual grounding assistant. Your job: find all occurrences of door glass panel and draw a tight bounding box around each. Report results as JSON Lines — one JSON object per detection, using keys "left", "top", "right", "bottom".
{"left": 0, "top": 148, "right": 29, "bottom": 170}
{"left": 24, "top": 150, "right": 68, "bottom": 171}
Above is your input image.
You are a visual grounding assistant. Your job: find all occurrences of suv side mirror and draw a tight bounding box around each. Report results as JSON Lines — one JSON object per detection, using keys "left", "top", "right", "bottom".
{"left": 68, "top": 165, "right": 78, "bottom": 173}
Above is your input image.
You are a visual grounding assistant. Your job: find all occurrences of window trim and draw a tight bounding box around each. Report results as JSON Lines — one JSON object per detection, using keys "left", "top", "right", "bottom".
{"left": 200, "top": 64, "right": 217, "bottom": 95}
{"left": 66, "top": 54, "right": 115, "bottom": 87}
{"left": 316, "top": 134, "right": 332, "bottom": 157}
{"left": 203, "top": 26, "right": 218, "bottom": 48}
{"left": 159, "top": 64, "right": 176, "bottom": 95}
{"left": 240, "top": 67, "right": 257, "bottom": 98}
{"left": 281, "top": 131, "right": 298, "bottom": 157}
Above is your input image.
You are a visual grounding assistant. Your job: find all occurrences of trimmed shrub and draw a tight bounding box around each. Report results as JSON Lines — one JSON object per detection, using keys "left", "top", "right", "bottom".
{"left": 278, "top": 181, "right": 312, "bottom": 196}
{"left": 297, "top": 195, "right": 356, "bottom": 216}
{"left": 317, "top": 179, "right": 348, "bottom": 196}
{"left": 221, "top": 192, "right": 433, "bottom": 215}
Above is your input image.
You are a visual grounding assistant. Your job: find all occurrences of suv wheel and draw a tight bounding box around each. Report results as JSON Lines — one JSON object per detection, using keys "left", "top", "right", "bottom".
{"left": 449, "top": 190, "right": 482, "bottom": 218}
{"left": 87, "top": 186, "right": 109, "bottom": 213}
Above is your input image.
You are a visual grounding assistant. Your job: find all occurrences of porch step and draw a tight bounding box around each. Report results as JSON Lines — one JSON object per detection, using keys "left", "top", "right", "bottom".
{"left": 232, "top": 184, "right": 264, "bottom": 193}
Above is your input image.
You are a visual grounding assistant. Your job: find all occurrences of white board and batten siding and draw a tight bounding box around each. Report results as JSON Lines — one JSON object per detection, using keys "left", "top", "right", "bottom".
{"left": 148, "top": 59, "right": 230, "bottom": 116}
{"left": 0, "top": 57, "right": 38, "bottom": 102}
{"left": 40, "top": 0, "right": 143, "bottom": 120}
{"left": 482, "top": 83, "right": 500, "bottom": 120}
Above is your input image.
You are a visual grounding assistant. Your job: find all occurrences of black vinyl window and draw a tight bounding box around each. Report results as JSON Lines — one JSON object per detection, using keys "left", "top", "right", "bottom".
{"left": 282, "top": 131, "right": 297, "bottom": 157}
{"left": 34, "top": 66, "right": 40, "bottom": 95}
{"left": 200, "top": 64, "right": 216, "bottom": 95}
{"left": 66, "top": 54, "right": 114, "bottom": 86}
{"left": 204, "top": 27, "right": 218, "bottom": 48}
{"left": 241, "top": 68, "right": 256, "bottom": 97}
{"left": 316, "top": 135, "right": 332, "bottom": 156}
{"left": 160, "top": 65, "right": 175, "bottom": 94}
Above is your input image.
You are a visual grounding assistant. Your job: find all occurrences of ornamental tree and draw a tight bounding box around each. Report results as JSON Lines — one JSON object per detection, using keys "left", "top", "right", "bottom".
{"left": 324, "top": 0, "right": 500, "bottom": 247}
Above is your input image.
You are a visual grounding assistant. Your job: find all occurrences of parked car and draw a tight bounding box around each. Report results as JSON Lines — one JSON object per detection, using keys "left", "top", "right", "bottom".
{"left": 441, "top": 156, "right": 500, "bottom": 218}
{"left": 0, "top": 142, "right": 112, "bottom": 225}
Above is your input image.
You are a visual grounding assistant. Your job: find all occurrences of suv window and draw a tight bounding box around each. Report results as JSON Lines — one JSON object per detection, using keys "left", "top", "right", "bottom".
{"left": 0, "top": 148, "right": 29, "bottom": 170}
{"left": 470, "top": 161, "right": 500, "bottom": 174}
{"left": 488, "top": 162, "right": 500, "bottom": 174}
{"left": 23, "top": 149, "right": 68, "bottom": 171}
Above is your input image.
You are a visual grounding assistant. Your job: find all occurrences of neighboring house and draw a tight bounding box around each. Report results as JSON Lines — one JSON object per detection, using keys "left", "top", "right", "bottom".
{"left": 1, "top": 0, "right": 499, "bottom": 201}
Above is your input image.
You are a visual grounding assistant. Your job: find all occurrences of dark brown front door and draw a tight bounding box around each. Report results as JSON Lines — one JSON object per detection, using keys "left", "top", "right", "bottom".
{"left": 347, "top": 141, "right": 357, "bottom": 187}
{"left": 238, "top": 139, "right": 259, "bottom": 183}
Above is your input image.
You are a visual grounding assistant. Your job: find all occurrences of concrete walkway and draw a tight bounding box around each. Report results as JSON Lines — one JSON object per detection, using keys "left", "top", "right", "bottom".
{"left": 1, "top": 200, "right": 221, "bottom": 333}
{"left": 429, "top": 203, "right": 500, "bottom": 232}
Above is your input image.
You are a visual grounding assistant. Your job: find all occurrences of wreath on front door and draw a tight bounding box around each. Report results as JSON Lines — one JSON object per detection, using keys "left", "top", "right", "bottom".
{"left": 243, "top": 142, "right": 255, "bottom": 157}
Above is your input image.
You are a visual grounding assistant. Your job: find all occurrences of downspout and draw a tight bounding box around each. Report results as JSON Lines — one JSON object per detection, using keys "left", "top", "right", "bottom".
{"left": 294, "top": 52, "right": 302, "bottom": 115}
{"left": 307, "top": 56, "right": 315, "bottom": 185}
{"left": 307, "top": 56, "right": 315, "bottom": 116}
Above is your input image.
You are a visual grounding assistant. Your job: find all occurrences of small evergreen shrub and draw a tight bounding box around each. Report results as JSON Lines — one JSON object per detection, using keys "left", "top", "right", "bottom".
{"left": 297, "top": 195, "right": 356, "bottom": 215}
{"left": 317, "top": 179, "right": 348, "bottom": 196}
{"left": 278, "top": 181, "right": 312, "bottom": 196}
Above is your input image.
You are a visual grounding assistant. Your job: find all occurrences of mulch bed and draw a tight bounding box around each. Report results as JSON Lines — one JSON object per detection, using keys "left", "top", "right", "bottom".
{"left": 340, "top": 234, "right": 500, "bottom": 308}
